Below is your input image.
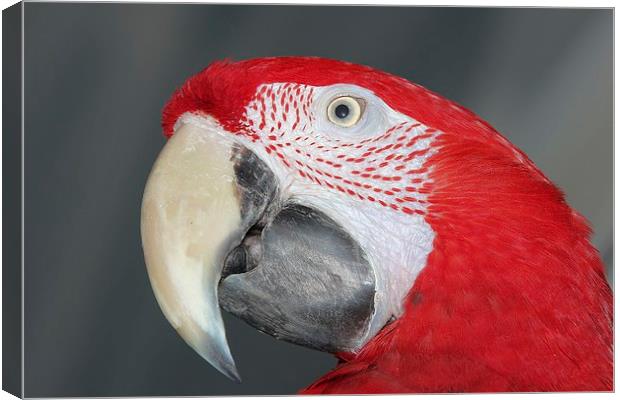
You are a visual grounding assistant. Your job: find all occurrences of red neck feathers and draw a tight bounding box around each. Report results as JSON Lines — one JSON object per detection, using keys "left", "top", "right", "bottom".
{"left": 303, "top": 129, "right": 612, "bottom": 394}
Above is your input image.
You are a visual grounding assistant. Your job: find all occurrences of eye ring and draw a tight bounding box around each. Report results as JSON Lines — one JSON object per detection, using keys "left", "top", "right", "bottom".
{"left": 327, "top": 96, "right": 365, "bottom": 127}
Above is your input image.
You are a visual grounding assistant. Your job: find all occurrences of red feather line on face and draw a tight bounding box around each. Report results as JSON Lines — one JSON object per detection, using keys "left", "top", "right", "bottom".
{"left": 162, "top": 57, "right": 612, "bottom": 393}
{"left": 238, "top": 82, "right": 435, "bottom": 216}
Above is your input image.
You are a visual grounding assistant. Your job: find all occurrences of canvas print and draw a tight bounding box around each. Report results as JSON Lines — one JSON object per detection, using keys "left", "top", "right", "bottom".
{"left": 2, "top": 2, "right": 613, "bottom": 397}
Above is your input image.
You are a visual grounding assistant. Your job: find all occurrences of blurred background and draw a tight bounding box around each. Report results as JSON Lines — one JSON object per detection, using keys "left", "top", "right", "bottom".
{"left": 23, "top": 4, "right": 612, "bottom": 397}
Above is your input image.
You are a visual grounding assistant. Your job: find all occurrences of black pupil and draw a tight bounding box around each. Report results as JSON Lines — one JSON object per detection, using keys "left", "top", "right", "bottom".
{"left": 334, "top": 104, "right": 350, "bottom": 119}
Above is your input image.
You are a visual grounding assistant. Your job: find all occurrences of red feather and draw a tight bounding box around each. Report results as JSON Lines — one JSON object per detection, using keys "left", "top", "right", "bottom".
{"left": 302, "top": 132, "right": 612, "bottom": 393}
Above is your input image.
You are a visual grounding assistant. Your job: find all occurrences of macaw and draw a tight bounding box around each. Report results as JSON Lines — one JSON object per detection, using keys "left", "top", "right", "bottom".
{"left": 141, "top": 57, "right": 612, "bottom": 393}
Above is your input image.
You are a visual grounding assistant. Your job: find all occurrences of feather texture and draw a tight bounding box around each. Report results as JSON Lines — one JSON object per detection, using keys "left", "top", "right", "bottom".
{"left": 302, "top": 132, "right": 612, "bottom": 393}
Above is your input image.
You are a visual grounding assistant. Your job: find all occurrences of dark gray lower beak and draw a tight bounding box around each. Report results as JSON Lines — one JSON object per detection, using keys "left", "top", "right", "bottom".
{"left": 219, "top": 203, "right": 376, "bottom": 353}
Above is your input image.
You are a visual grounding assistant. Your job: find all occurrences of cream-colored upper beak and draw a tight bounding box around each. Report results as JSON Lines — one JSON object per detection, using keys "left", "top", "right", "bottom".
{"left": 141, "top": 122, "right": 242, "bottom": 381}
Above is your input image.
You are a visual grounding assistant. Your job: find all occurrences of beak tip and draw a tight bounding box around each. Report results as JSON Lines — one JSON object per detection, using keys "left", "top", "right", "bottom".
{"left": 227, "top": 369, "right": 243, "bottom": 384}
{"left": 191, "top": 334, "right": 242, "bottom": 383}
{"left": 206, "top": 353, "right": 242, "bottom": 383}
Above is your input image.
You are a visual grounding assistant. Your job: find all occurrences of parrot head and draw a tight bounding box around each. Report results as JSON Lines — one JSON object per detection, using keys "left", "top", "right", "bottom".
{"left": 141, "top": 57, "right": 612, "bottom": 390}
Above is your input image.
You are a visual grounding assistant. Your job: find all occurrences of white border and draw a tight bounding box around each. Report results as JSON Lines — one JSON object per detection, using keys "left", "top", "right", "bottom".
{"left": 6, "top": 0, "right": 618, "bottom": 7}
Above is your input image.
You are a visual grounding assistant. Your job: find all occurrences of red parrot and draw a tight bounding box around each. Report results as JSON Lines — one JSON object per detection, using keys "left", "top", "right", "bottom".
{"left": 141, "top": 57, "right": 612, "bottom": 393}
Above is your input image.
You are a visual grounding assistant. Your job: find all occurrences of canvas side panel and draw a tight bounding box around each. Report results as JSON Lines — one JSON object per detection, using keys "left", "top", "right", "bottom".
{"left": 2, "top": 2, "right": 23, "bottom": 398}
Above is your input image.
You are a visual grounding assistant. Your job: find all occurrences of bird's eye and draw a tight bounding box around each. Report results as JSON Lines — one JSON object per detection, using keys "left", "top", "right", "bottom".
{"left": 327, "top": 96, "right": 365, "bottom": 127}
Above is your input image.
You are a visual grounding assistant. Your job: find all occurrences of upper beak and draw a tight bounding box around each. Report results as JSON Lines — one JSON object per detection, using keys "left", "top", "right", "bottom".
{"left": 140, "top": 121, "right": 275, "bottom": 381}
{"left": 141, "top": 119, "right": 375, "bottom": 382}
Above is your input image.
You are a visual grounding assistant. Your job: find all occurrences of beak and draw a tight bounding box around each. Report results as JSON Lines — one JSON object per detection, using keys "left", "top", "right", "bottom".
{"left": 140, "top": 121, "right": 275, "bottom": 381}
{"left": 141, "top": 119, "right": 376, "bottom": 382}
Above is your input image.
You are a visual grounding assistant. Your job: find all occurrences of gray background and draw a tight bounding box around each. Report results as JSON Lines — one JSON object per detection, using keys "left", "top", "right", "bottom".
{"left": 23, "top": 3, "right": 613, "bottom": 397}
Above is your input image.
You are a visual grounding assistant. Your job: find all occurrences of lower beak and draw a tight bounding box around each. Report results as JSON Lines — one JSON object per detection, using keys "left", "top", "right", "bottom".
{"left": 140, "top": 121, "right": 274, "bottom": 381}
